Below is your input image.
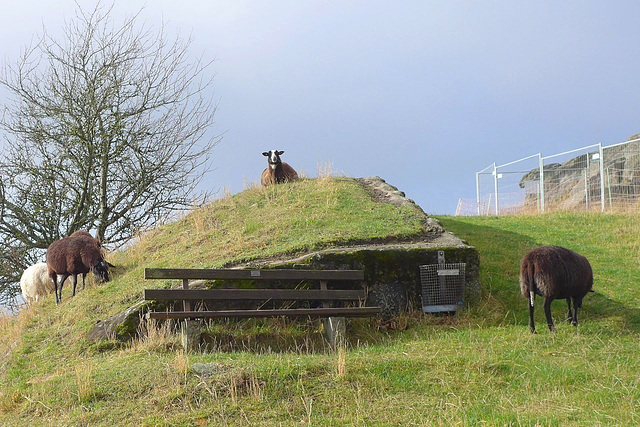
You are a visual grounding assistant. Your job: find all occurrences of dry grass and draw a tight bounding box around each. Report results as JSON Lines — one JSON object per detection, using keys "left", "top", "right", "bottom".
{"left": 335, "top": 346, "right": 347, "bottom": 378}
{"left": 0, "top": 307, "right": 33, "bottom": 376}
{"left": 75, "top": 361, "right": 94, "bottom": 403}
{"left": 129, "top": 318, "right": 180, "bottom": 353}
{"left": 171, "top": 351, "right": 189, "bottom": 387}
{"left": 316, "top": 161, "right": 334, "bottom": 180}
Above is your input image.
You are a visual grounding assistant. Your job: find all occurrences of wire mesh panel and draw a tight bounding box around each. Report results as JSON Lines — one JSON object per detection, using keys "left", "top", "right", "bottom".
{"left": 455, "top": 198, "right": 480, "bottom": 216}
{"left": 602, "top": 138, "right": 640, "bottom": 212}
{"left": 541, "top": 145, "right": 602, "bottom": 212}
{"left": 477, "top": 164, "right": 496, "bottom": 215}
{"left": 472, "top": 136, "right": 640, "bottom": 215}
{"left": 419, "top": 263, "right": 465, "bottom": 313}
{"left": 496, "top": 154, "right": 542, "bottom": 215}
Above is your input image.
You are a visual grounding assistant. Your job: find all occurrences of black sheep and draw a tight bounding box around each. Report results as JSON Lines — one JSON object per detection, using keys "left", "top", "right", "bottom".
{"left": 520, "top": 245, "right": 594, "bottom": 333}
{"left": 46, "top": 231, "right": 110, "bottom": 304}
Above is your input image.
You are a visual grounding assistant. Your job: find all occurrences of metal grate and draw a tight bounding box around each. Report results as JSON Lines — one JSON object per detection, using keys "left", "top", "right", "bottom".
{"left": 419, "top": 262, "right": 466, "bottom": 313}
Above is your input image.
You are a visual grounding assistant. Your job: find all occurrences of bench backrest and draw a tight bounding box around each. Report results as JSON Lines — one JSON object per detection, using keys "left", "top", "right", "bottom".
{"left": 144, "top": 268, "right": 364, "bottom": 281}
{"left": 144, "top": 289, "right": 366, "bottom": 301}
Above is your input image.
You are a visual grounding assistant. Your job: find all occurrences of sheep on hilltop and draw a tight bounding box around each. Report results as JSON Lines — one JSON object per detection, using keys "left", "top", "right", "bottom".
{"left": 261, "top": 150, "right": 298, "bottom": 186}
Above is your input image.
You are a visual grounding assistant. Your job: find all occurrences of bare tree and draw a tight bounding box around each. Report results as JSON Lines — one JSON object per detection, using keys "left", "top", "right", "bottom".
{"left": 0, "top": 4, "right": 219, "bottom": 303}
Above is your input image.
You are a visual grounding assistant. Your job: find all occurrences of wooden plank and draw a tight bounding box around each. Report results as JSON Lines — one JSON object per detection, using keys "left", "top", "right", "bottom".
{"left": 320, "top": 281, "right": 329, "bottom": 309}
{"left": 144, "top": 268, "right": 364, "bottom": 281}
{"left": 182, "top": 278, "right": 190, "bottom": 312}
{"left": 144, "top": 288, "right": 366, "bottom": 301}
{"left": 146, "top": 306, "right": 381, "bottom": 320}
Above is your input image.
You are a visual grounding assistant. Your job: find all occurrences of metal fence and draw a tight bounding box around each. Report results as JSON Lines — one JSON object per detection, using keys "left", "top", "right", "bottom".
{"left": 462, "top": 136, "right": 640, "bottom": 216}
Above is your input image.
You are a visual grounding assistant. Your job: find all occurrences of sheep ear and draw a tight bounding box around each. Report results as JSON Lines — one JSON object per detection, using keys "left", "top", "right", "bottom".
{"left": 277, "top": 150, "right": 284, "bottom": 155}
{"left": 262, "top": 152, "right": 269, "bottom": 156}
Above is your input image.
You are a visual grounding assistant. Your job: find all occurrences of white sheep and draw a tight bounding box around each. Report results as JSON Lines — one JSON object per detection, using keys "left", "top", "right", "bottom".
{"left": 20, "top": 262, "right": 55, "bottom": 305}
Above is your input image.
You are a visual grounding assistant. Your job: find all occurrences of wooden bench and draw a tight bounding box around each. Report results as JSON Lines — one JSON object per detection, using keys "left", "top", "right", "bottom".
{"left": 143, "top": 268, "right": 380, "bottom": 348}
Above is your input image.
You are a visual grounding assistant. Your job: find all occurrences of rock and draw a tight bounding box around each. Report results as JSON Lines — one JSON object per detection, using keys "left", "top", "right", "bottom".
{"left": 369, "top": 281, "right": 409, "bottom": 317}
{"left": 87, "top": 281, "right": 210, "bottom": 343}
{"left": 87, "top": 300, "right": 150, "bottom": 342}
{"left": 192, "top": 362, "right": 226, "bottom": 377}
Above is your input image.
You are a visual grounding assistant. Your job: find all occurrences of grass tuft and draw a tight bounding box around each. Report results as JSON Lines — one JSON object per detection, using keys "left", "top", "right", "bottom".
{"left": 75, "top": 361, "right": 94, "bottom": 403}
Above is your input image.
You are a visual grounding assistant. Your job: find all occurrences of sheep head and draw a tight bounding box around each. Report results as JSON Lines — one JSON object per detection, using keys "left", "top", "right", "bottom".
{"left": 262, "top": 150, "right": 285, "bottom": 169}
{"left": 92, "top": 260, "right": 111, "bottom": 283}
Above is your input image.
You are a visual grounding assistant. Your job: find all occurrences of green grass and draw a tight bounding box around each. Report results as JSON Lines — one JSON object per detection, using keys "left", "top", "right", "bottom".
{"left": 1, "top": 182, "right": 640, "bottom": 424}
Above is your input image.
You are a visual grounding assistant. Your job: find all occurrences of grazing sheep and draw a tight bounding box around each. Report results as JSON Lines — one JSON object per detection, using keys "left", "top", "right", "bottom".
{"left": 520, "top": 245, "right": 594, "bottom": 333}
{"left": 46, "top": 231, "right": 110, "bottom": 304}
{"left": 20, "top": 263, "right": 55, "bottom": 305}
{"left": 261, "top": 149, "right": 298, "bottom": 186}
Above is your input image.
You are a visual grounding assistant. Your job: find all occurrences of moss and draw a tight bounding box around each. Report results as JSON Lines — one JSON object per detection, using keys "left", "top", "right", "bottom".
{"left": 87, "top": 340, "right": 123, "bottom": 354}
{"left": 114, "top": 313, "right": 141, "bottom": 340}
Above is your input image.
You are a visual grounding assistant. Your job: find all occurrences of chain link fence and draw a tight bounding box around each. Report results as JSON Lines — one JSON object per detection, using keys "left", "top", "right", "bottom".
{"left": 459, "top": 136, "right": 640, "bottom": 216}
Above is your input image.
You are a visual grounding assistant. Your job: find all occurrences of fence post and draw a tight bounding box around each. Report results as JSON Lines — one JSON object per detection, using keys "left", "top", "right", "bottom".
{"left": 584, "top": 169, "right": 589, "bottom": 211}
{"left": 476, "top": 172, "right": 480, "bottom": 216}
{"left": 599, "top": 143, "right": 605, "bottom": 212}
{"left": 606, "top": 167, "right": 612, "bottom": 209}
{"left": 538, "top": 153, "right": 545, "bottom": 213}
{"left": 586, "top": 152, "right": 590, "bottom": 210}
{"left": 493, "top": 162, "right": 499, "bottom": 215}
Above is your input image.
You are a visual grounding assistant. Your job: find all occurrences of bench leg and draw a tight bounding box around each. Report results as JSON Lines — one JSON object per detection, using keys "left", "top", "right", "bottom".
{"left": 180, "top": 319, "right": 202, "bottom": 352}
{"left": 323, "top": 316, "right": 346, "bottom": 349}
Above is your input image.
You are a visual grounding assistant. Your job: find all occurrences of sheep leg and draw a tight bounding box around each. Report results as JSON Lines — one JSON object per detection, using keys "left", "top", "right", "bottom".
{"left": 82, "top": 273, "right": 86, "bottom": 290}
{"left": 544, "top": 297, "right": 556, "bottom": 332}
{"left": 57, "top": 274, "right": 69, "bottom": 304}
{"left": 72, "top": 275, "right": 78, "bottom": 297}
{"left": 571, "top": 296, "right": 579, "bottom": 327}
{"left": 528, "top": 291, "right": 536, "bottom": 333}
{"left": 566, "top": 298, "right": 573, "bottom": 322}
{"left": 53, "top": 275, "right": 60, "bottom": 305}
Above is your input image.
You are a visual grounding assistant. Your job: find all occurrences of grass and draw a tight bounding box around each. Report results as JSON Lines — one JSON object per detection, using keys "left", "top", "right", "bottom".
{"left": 1, "top": 180, "right": 640, "bottom": 424}
{"left": 125, "top": 176, "right": 426, "bottom": 270}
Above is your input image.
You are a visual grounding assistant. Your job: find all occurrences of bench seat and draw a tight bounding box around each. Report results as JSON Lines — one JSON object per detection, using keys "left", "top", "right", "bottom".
{"left": 146, "top": 306, "right": 381, "bottom": 320}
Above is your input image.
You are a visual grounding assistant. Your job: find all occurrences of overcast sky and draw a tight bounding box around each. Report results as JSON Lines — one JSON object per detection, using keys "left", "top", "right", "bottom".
{"left": 2, "top": 1, "right": 640, "bottom": 214}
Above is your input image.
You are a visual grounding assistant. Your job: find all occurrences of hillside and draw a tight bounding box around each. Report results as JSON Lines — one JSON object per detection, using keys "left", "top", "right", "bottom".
{"left": 1, "top": 180, "right": 640, "bottom": 424}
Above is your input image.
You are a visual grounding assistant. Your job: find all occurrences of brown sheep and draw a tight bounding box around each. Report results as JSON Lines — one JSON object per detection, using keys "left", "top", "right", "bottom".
{"left": 520, "top": 245, "right": 593, "bottom": 333}
{"left": 261, "top": 150, "right": 298, "bottom": 186}
{"left": 46, "top": 231, "right": 110, "bottom": 304}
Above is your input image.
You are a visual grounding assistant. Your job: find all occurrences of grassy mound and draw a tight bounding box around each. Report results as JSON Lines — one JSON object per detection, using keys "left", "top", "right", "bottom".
{"left": 1, "top": 180, "right": 640, "bottom": 424}
{"left": 0, "top": 177, "right": 427, "bottom": 422}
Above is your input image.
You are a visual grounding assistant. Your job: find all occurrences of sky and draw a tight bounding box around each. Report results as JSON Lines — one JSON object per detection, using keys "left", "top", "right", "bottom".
{"left": 2, "top": 1, "right": 640, "bottom": 214}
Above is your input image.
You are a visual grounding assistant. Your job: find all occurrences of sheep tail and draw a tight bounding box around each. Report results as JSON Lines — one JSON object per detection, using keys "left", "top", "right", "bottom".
{"left": 520, "top": 261, "right": 536, "bottom": 298}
